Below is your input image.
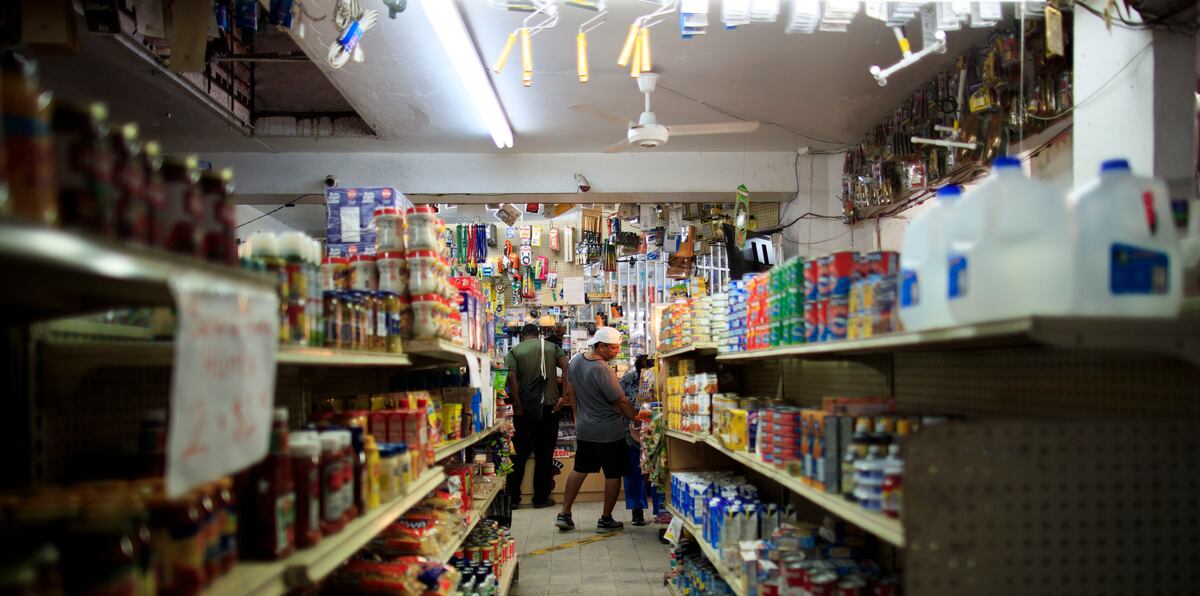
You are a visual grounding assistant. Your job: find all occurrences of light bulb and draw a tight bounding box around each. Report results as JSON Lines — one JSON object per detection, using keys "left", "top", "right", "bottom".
{"left": 493, "top": 32, "right": 516, "bottom": 73}
{"left": 616, "top": 22, "right": 639, "bottom": 66}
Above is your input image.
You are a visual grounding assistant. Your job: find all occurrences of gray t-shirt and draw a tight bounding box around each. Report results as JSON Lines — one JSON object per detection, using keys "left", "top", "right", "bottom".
{"left": 568, "top": 353, "right": 626, "bottom": 443}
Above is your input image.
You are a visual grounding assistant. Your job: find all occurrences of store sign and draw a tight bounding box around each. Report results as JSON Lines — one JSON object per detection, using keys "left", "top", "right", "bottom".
{"left": 586, "top": 292, "right": 611, "bottom": 302}
{"left": 166, "top": 275, "right": 279, "bottom": 498}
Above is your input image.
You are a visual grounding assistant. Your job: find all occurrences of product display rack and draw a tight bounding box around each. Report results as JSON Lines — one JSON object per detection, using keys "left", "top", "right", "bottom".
{"left": 433, "top": 478, "right": 506, "bottom": 564}
{"left": 665, "top": 431, "right": 904, "bottom": 546}
{"left": 36, "top": 342, "right": 415, "bottom": 369}
{"left": 433, "top": 423, "right": 503, "bottom": 461}
{"left": 657, "top": 342, "right": 720, "bottom": 359}
{"left": 206, "top": 466, "right": 446, "bottom": 596}
{"left": 713, "top": 315, "right": 1200, "bottom": 366}
{"left": 0, "top": 221, "right": 274, "bottom": 322}
{"left": 665, "top": 504, "right": 748, "bottom": 596}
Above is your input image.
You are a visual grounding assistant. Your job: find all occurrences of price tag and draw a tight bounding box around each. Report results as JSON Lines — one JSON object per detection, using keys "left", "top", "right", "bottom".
{"left": 166, "top": 274, "right": 280, "bottom": 498}
{"left": 664, "top": 515, "right": 684, "bottom": 545}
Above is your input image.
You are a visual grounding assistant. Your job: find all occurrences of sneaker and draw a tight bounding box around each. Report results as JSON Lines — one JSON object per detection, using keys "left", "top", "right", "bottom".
{"left": 596, "top": 516, "right": 624, "bottom": 534}
{"left": 555, "top": 513, "right": 575, "bottom": 531}
{"left": 631, "top": 509, "right": 647, "bottom": 526}
{"left": 533, "top": 498, "right": 556, "bottom": 509}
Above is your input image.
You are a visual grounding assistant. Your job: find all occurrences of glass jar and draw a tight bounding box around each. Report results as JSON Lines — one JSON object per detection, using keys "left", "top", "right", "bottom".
{"left": 322, "top": 257, "right": 349, "bottom": 291}
{"left": 160, "top": 154, "right": 202, "bottom": 257}
{"left": 377, "top": 445, "right": 397, "bottom": 503}
{"left": 364, "top": 435, "right": 381, "bottom": 510}
{"left": 348, "top": 254, "right": 377, "bottom": 292}
{"left": 404, "top": 205, "right": 440, "bottom": 249}
{"left": 111, "top": 122, "right": 148, "bottom": 243}
{"left": 323, "top": 291, "right": 343, "bottom": 350}
{"left": 54, "top": 102, "right": 115, "bottom": 238}
{"left": 2, "top": 51, "right": 58, "bottom": 226}
{"left": 373, "top": 207, "right": 405, "bottom": 252}
{"left": 379, "top": 292, "right": 402, "bottom": 353}
{"left": 289, "top": 439, "right": 322, "bottom": 549}
{"left": 199, "top": 168, "right": 236, "bottom": 265}
{"left": 397, "top": 295, "right": 413, "bottom": 341}
{"left": 410, "top": 294, "right": 441, "bottom": 339}
{"left": 407, "top": 250, "right": 441, "bottom": 295}
{"left": 376, "top": 251, "right": 407, "bottom": 294}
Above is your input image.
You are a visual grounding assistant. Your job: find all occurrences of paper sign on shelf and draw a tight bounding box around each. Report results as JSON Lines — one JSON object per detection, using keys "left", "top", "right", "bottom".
{"left": 664, "top": 515, "right": 684, "bottom": 545}
{"left": 166, "top": 274, "right": 279, "bottom": 498}
{"left": 562, "top": 276, "right": 585, "bottom": 305}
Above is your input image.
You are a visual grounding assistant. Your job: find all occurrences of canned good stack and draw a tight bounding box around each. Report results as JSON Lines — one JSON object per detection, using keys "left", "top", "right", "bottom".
{"left": 691, "top": 295, "right": 715, "bottom": 344}
{"left": 670, "top": 542, "right": 739, "bottom": 596}
{"left": 657, "top": 298, "right": 693, "bottom": 351}
{"left": 450, "top": 520, "right": 516, "bottom": 594}
{"left": 245, "top": 231, "right": 325, "bottom": 348}
{"left": 743, "top": 521, "right": 901, "bottom": 596}
{"left": 768, "top": 257, "right": 805, "bottom": 347}
{"left": 713, "top": 393, "right": 764, "bottom": 453}
{"left": 724, "top": 280, "right": 749, "bottom": 353}
{"left": 710, "top": 292, "right": 730, "bottom": 349}
{"left": 847, "top": 251, "right": 900, "bottom": 340}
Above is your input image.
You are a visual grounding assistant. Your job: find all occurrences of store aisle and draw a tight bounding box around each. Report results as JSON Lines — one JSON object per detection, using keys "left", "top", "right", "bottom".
{"left": 508, "top": 500, "right": 672, "bottom": 596}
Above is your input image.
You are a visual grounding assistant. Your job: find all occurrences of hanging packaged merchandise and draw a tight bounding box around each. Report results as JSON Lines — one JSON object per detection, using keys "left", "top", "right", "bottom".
{"left": 563, "top": 227, "right": 574, "bottom": 263}
{"left": 328, "top": 0, "right": 379, "bottom": 69}
{"left": 549, "top": 228, "right": 560, "bottom": 251}
{"left": 530, "top": 225, "right": 542, "bottom": 247}
{"left": 534, "top": 256, "right": 549, "bottom": 281}
{"left": 521, "top": 267, "right": 537, "bottom": 298}
{"left": 487, "top": 223, "right": 498, "bottom": 247}
{"left": 547, "top": 271, "right": 558, "bottom": 289}
{"left": 519, "top": 246, "right": 532, "bottom": 267}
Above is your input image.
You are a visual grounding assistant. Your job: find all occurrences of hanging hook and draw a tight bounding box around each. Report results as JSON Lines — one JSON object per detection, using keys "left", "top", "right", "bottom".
{"left": 523, "top": 0, "right": 559, "bottom": 36}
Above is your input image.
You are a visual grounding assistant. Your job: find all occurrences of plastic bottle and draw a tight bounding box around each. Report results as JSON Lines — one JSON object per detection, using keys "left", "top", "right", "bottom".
{"left": 899, "top": 186, "right": 963, "bottom": 331}
{"left": 1068, "top": 159, "right": 1182, "bottom": 316}
{"left": 946, "top": 157, "right": 1073, "bottom": 324}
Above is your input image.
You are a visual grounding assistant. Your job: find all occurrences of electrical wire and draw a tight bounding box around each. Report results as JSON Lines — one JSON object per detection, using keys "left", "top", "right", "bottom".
{"left": 235, "top": 194, "right": 318, "bottom": 230}
{"left": 1070, "top": 0, "right": 1199, "bottom": 35}
{"left": 1025, "top": 38, "right": 1155, "bottom": 122}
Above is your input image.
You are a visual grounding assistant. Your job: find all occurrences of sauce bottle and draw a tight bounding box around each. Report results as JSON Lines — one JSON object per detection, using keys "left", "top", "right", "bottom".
{"left": 2, "top": 50, "right": 57, "bottom": 226}
{"left": 318, "top": 432, "right": 346, "bottom": 536}
{"left": 244, "top": 409, "right": 295, "bottom": 560}
{"left": 290, "top": 438, "right": 322, "bottom": 549}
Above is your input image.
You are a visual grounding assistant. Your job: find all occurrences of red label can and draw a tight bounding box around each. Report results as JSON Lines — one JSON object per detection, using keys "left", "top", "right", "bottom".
{"left": 804, "top": 301, "right": 820, "bottom": 343}
{"left": 828, "top": 251, "right": 857, "bottom": 297}
{"left": 826, "top": 296, "right": 849, "bottom": 341}
{"left": 809, "top": 572, "right": 838, "bottom": 596}
{"left": 805, "top": 259, "right": 820, "bottom": 301}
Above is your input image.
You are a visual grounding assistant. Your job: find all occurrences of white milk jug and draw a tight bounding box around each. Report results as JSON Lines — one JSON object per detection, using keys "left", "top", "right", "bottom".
{"left": 946, "top": 157, "right": 1073, "bottom": 324}
{"left": 1068, "top": 159, "right": 1181, "bottom": 316}
{"left": 899, "top": 185, "right": 963, "bottom": 331}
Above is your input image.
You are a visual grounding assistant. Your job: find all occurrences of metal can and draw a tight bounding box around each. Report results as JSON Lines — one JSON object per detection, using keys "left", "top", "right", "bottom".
{"left": 804, "top": 258, "right": 820, "bottom": 301}
{"left": 836, "top": 576, "right": 868, "bottom": 596}
{"left": 808, "top": 572, "right": 838, "bottom": 596}
{"left": 827, "top": 251, "right": 857, "bottom": 298}
{"left": 781, "top": 555, "right": 810, "bottom": 587}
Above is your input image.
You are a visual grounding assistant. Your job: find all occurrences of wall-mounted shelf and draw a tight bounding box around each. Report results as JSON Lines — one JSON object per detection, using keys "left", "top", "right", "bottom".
{"left": 433, "top": 479, "right": 505, "bottom": 564}
{"left": 666, "top": 504, "right": 747, "bottom": 596}
{"left": 715, "top": 316, "right": 1200, "bottom": 366}
{"left": 207, "top": 466, "right": 446, "bottom": 596}
{"left": 276, "top": 346, "right": 412, "bottom": 367}
{"left": 406, "top": 338, "right": 488, "bottom": 365}
{"left": 0, "top": 222, "right": 272, "bottom": 323}
{"left": 667, "top": 432, "right": 905, "bottom": 547}
{"left": 434, "top": 424, "right": 502, "bottom": 461}
{"left": 657, "top": 342, "right": 719, "bottom": 359}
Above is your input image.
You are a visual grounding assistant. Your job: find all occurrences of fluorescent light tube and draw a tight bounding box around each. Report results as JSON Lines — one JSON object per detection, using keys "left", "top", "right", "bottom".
{"left": 420, "top": 0, "right": 514, "bottom": 148}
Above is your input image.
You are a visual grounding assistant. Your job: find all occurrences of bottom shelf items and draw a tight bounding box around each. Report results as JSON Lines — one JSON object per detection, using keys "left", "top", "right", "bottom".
{"left": 666, "top": 504, "right": 748, "bottom": 596}
{"left": 496, "top": 555, "right": 518, "bottom": 596}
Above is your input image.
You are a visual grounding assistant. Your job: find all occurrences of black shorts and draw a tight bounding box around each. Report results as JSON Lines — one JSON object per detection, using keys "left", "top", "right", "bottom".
{"left": 574, "top": 439, "right": 629, "bottom": 479}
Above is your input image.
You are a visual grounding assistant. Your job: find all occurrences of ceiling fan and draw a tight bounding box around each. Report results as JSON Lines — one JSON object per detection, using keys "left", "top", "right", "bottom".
{"left": 569, "top": 73, "right": 760, "bottom": 153}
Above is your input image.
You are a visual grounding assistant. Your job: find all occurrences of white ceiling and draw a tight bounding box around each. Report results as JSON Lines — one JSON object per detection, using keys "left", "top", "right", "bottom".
{"left": 278, "top": 0, "right": 997, "bottom": 153}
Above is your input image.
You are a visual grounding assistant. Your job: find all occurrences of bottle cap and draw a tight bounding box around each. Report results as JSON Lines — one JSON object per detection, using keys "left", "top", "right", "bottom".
{"left": 937, "top": 185, "right": 962, "bottom": 198}
{"left": 993, "top": 156, "right": 1020, "bottom": 169}
{"left": 1100, "top": 158, "right": 1131, "bottom": 173}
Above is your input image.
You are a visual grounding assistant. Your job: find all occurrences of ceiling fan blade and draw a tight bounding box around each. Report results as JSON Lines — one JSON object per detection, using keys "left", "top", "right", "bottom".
{"left": 569, "top": 104, "right": 634, "bottom": 127}
{"left": 602, "top": 138, "right": 631, "bottom": 153}
{"left": 667, "top": 121, "right": 761, "bottom": 136}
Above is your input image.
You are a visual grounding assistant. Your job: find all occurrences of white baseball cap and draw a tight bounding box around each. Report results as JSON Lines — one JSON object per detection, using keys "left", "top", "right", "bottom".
{"left": 587, "top": 326, "right": 623, "bottom": 346}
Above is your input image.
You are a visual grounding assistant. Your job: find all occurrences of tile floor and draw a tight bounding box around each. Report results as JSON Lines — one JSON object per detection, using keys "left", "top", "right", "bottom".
{"left": 507, "top": 501, "right": 672, "bottom": 596}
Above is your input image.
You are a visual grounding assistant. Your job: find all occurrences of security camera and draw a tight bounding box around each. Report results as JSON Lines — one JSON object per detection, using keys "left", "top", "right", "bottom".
{"left": 574, "top": 173, "right": 591, "bottom": 193}
{"left": 324, "top": 175, "right": 338, "bottom": 188}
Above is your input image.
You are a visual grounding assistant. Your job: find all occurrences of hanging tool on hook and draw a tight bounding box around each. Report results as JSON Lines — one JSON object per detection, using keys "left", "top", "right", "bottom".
{"left": 577, "top": 9, "right": 607, "bottom": 83}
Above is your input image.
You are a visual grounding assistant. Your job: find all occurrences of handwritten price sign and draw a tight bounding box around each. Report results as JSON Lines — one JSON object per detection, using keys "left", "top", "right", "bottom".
{"left": 166, "top": 274, "right": 279, "bottom": 498}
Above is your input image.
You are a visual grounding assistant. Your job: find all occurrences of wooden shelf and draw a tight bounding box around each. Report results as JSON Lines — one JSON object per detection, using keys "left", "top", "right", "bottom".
{"left": 434, "top": 424, "right": 502, "bottom": 461}
{"left": 207, "top": 466, "right": 445, "bottom": 595}
{"left": 406, "top": 338, "right": 488, "bottom": 364}
{"left": 0, "top": 221, "right": 273, "bottom": 322}
{"left": 667, "top": 433, "right": 905, "bottom": 547}
{"left": 276, "top": 346, "right": 412, "bottom": 367}
{"left": 434, "top": 479, "right": 505, "bottom": 563}
{"left": 657, "top": 342, "right": 719, "bottom": 359}
{"left": 715, "top": 316, "right": 1200, "bottom": 366}
{"left": 666, "top": 504, "right": 747, "bottom": 596}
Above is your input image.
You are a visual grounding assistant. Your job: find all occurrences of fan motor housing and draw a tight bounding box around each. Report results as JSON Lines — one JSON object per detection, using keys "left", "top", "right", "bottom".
{"left": 628, "top": 123, "right": 670, "bottom": 148}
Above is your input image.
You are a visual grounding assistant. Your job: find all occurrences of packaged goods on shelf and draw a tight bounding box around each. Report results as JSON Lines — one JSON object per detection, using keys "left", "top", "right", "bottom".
{"left": 666, "top": 371, "right": 718, "bottom": 434}
{"left": 669, "top": 544, "right": 740, "bottom": 596}
{"left": 724, "top": 279, "right": 749, "bottom": 353}
{"left": 324, "top": 186, "right": 410, "bottom": 257}
{"left": 327, "top": 558, "right": 461, "bottom": 595}
{"left": 658, "top": 297, "right": 695, "bottom": 351}
{"left": 245, "top": 230, "right": 327, "bottom": 348}
{"left": 449, "top": 520, "right": 517, "bottom": 593}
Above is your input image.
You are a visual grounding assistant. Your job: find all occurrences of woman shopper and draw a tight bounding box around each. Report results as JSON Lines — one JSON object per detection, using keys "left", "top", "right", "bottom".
{"left": 620, "top": 355, "right": 653, "bottom": 525}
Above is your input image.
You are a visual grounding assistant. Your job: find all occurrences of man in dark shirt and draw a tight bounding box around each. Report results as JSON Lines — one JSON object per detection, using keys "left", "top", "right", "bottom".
{"left": 504, "top": 324, "right": 571, "bottom": 508}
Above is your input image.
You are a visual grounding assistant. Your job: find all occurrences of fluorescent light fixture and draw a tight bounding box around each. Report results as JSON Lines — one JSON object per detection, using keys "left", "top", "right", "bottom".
{"left": 420, "top": 0, "right": 514, "bottom": 149}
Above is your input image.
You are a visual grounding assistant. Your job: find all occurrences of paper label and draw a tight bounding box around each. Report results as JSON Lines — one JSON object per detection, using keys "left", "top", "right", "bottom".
{"left": 166, "top": 275, "right": 279, "bottom": 498}
{"left": 1110, "top": 243, "right": 1169, "bottom": 295}
{"left": 563, "top": 277, "right": 585, "bottom": 305}
{"left": 900, "top": 269, "right": 919, "bottom": 307}
{"left": 664, "top": 515, "right": 684, "bottom": 545}
{"left": 947, "top": 254, "right": 968, "bottom": 300}
{"left": 340, "top": 206, "right": 361, "bottom": 242}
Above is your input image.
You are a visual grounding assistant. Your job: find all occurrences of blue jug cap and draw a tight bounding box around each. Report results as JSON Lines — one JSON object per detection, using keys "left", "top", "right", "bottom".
{"left": 1100, "top": 159, "right": 1131, "bottom": 172}
{"left": 937, "top": 185, "right": 963, "bottom": 198}
{"left": 993, "top": 157, "right": 1020, "bottom": 169}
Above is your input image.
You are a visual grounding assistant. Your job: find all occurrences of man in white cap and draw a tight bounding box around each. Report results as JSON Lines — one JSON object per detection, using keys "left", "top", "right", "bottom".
{"left": 556, "top": 326, "right": 637, "bottom": 533}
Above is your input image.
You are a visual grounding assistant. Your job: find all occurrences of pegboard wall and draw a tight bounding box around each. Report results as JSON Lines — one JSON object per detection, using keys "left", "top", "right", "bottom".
{"left": 905, "top": 419, "right": 1200, "bottom": 595}
{"left": 452, "top": 218, "right": 584, "bottom": 307}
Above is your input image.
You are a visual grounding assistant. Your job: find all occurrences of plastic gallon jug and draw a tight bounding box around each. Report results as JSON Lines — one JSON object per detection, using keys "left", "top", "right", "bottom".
{"left": 898, "top": 186, "right": 963, "bottom": 331}
{"left": 945, "top": 157, "right": 1073, "bottom": 324}
{"left": 1068, "top": 159, "right": 1181, "bottom": 316}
